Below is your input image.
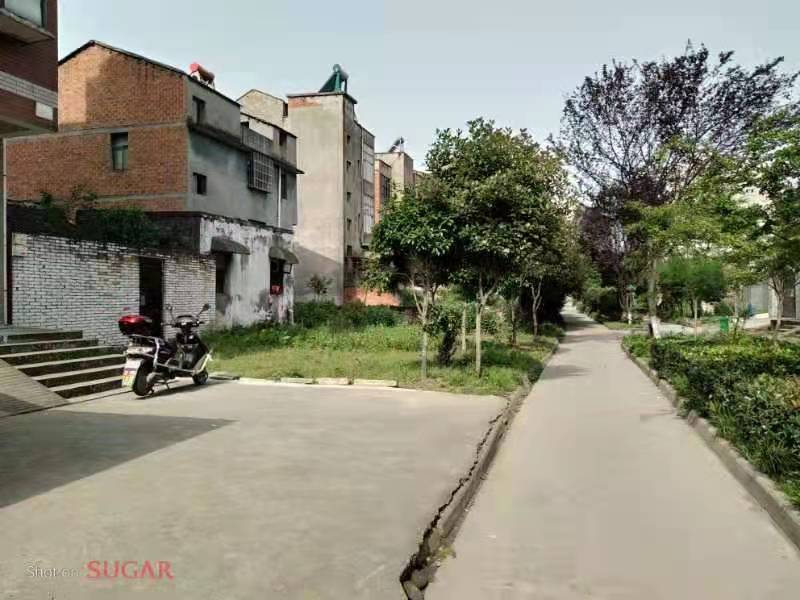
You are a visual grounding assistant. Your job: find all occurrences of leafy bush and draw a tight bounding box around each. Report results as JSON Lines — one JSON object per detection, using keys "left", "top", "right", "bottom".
{"left": 294, "top": 301, "right": 401, "bottom": 329}
{"left": 712, "top": 375, "right": 800, "bottom": 478}
{"left": 537, "top": 322, "right": 565, "bottom": 339}
{"left": 622, "top": 334, "right": 652, "bottom": 359}
{"left": 430, "top": 304, "right": 461, "bottom": 365}
{"left": 650, "top": 335, "right": 800, "bottom": 414}
{"left": 715, "top": 301, "right": 735, "bottom": 316}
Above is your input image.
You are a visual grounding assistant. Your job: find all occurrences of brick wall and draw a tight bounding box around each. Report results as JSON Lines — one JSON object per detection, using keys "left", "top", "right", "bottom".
{"left": 59, "top": 44, "right": 185, "bottom": 130}
{"left": 10, "top": 233, "right": 215, "bottom": 345}
{"left": 6, "top": 124, "right": 188, "bottom": 202}
{"left": 0, "top": 0, "right": 58, "bottom": 91}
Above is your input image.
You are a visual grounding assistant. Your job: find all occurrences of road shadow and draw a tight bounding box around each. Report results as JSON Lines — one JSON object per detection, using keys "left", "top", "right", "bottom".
{"left": 540, "top": 363, "right": 589, "bottom": 379}
{"left": 0, "top": 410, "right": 232, "bottom": 508}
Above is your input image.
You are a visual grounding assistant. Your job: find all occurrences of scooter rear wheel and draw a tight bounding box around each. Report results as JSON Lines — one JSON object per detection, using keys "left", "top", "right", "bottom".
{"left": 132, "top": 362, "right": 154, "bottom": 397}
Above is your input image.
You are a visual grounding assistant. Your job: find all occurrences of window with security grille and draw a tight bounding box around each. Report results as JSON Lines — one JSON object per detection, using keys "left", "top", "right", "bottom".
{"left": 248, "top": 152, "right": 273, "bottom": 193}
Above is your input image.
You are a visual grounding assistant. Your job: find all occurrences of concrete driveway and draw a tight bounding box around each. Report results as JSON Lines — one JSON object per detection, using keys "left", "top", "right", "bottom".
{"left": 0, "top": 382, "right": 504, "bottom": 600}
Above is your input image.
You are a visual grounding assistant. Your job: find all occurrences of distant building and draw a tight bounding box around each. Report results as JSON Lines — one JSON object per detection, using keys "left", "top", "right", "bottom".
{"left": 376, "top": 137, "right": 416, "bottom": 199}
{"left": 0, "top": 0, "right": 59, "bottom": 323}
{"left": 287, "top": 65, "right": 375, "bottom": 304}
{"left": 374, "top": 159, "right": 393, "bottom": 224}
{"left": 6, "top": 41, "right": 301, "bottom": 329}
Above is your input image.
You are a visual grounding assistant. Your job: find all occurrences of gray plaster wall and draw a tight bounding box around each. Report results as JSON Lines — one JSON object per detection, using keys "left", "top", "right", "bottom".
{"left": 186, "top": 79, "right": 241, "bottom": 137}
{"left": 187, "top": 131, "right": 277, "bottom": 225}
{"left": 1, "top": 141, "right": 6, "bottom": 324}
{"left": 289, "top": 94, "right": 346, "bottom": 303}
{"left": 199, "top": 217, "right": 295, "bottom": 326}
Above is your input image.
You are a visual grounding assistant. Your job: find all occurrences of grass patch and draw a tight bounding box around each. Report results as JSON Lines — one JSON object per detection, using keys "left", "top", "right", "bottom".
{"left": 206, "top": 323, "right": 559, "bottom": 397}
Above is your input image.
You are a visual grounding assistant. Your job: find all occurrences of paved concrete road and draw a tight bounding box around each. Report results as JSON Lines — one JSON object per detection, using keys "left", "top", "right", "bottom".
{"left": 430, "top": 309, "right": 800, "bottom": 600}
{"left": 0, "top": 382, "right": 504, "bottom": 600}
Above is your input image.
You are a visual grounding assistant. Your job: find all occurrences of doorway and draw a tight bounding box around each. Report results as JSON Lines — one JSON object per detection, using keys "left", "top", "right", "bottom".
{"left": 782, "top": 278, "right": 797, "bottom": 320}
{"left": 139, "top": 257, "right": 164, "bottom": 336}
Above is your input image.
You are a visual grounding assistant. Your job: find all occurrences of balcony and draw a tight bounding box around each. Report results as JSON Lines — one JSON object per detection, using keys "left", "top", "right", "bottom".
{"left": 0, "top": 0, "right": 52, "bottom": 42}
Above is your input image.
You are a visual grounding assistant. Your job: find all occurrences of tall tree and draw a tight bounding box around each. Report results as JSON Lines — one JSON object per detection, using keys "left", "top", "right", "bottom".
{"left": 740, "top": 111, "right": 800, "bottom": 336}
{"left": 556, "top": 43, "right": 797, "bottom": 335}
{"left": 428, "top": 119, "right": 569, "bottom": 375}
{"left": 365, "top": 181, "right": 458, "bottom": 377}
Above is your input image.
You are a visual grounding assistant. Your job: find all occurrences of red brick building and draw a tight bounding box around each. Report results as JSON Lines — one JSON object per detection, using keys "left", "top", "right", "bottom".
{"left": 7, "top": 41, "right": 302, "bottom": 329}
{"left": 0, "top": 0, "right": 58, "bottom": 323}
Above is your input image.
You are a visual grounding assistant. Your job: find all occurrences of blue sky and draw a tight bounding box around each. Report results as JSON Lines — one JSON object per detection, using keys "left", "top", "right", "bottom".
{"left": 60, "top": 0, "right": 799, "bottom": 166}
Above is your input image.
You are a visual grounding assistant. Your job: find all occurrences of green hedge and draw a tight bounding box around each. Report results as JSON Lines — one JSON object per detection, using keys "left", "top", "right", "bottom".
{"left": 711, "top": 375, "right": 800, "bottom": 478}
{"left": 649, "top": 335, "right": 800, "bottom": 413}
{"left": 294, "top": 301, "right": 401, "bottom": 329}
{"left": 627, "top": 334, "right": 800, "bottom": 505}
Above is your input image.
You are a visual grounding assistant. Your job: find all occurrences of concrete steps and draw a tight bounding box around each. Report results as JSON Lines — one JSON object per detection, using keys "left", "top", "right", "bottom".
{"left": 3, "top": 331, "right": 124, "bottom": 400}
{"left": 50, "top": 375, "right": 124, "bottom": 399}
{"left": 16, "top": 354, "right": 125, "bottom": 377}
{"left": 0, "top": 338, "right": 96, "bottom": 355}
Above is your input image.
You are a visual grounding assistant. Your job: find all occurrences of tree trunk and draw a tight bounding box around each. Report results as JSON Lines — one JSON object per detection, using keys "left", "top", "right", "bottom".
{"left": 510, "top": 300, "right": 518, "bottom": 346}
{"left": 421, "top": 330, "right": 429, "bottom": 378}
{"left": 475, "top": 302, "right": 483, "bottom": 377}
{"left": 531, "top": 282, "right": 542, "bottom": 337}
{"left": 420, "top": 295, "right": 430, "bottom": 378}
{"left": 692, "top": 297, "right": 699, "bottom": 336}
{"left": 774, "top": 288, "right": 784, "bottom": 341}
{"left": 647, "top": 259, "right": 661, "bottom": 338}
{"left": 461, "top": 305, "right": 468, "bottom": 353}
{"left": 733, "top": 291, "right": 740, "bottom": 334}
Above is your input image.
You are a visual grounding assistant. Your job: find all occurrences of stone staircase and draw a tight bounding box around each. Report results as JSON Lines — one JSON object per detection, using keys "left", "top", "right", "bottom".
{"left": 0, "top": 330, "right": 125, "bottom": 399}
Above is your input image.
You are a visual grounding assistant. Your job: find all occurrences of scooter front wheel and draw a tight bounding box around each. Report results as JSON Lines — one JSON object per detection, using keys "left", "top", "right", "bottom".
{"left": 192, "top": 370, "right": 209, "bottom": 386}
{"left": 132, "top": 362, "right": 154, "bottom": 397}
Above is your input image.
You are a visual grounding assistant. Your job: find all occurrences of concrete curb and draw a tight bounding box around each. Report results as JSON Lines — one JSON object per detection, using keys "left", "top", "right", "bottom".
{"left": 214, "top": 374, "right": 401, "bottom": 389}
{"left": 623, "top": 346, "right": 800, "bottom": 553}
{"left": 400, "top": 342, "right": 560, "bottom": 599}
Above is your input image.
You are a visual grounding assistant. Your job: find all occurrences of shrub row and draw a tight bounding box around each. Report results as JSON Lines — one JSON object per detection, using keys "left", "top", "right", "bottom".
{"left": 626, "top": 334, "right": 800, "bottom": 503}
{"left": 294, "top": 301, "right": 402, "bottom": 329}
{"left": 649, "top": 335, "right": 800, "bottom": 412}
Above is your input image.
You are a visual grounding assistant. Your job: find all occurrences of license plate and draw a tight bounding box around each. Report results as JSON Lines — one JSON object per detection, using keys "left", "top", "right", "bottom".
{"left": 122, "top": 359, "right": 142, "bottom": 388}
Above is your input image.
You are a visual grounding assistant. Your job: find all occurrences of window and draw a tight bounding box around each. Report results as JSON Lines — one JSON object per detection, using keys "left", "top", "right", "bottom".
{"left": 110, "top": 132, "right": 128, "bottom": 171}
{"left": 347, "top": 218, "right": 352, "bottom": 233}
{"left": 192, "top": 97, "right": 206, "bottom": 124}
{"left": 270, "top": 260, "right": 285, "bottom": 295}
{"left": 6, "top": 0, "right": 44, "bottom": 26}
{"left": 248, "top": 153, "right": 272, "bottom": 192}
{"left": 346, "top": 160, "right": 352, "bottom": 172}
{"left": 279, "top": 130, "right": 288, "bottom": 147}
{"left": 193, "top": 172, "right": 207, "bottom": 195}
{"left": 280, "top": 170, "right": 288, "bottom": 201}
{"left": 346, "top": 191, "right": 351, "bottom": 203}
{"left": 282, "top": 103, "right": 289, "bottom": 119}
{"left": 346, "top": 134, "right": 351, "bottom": 145}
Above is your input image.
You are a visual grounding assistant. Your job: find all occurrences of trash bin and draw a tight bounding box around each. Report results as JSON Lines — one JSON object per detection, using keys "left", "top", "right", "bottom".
{"left": 719, "top": 316, "right": 730, "bottom": 334}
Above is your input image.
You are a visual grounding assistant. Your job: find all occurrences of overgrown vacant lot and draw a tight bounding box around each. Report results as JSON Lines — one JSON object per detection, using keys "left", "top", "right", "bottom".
{"left": 624, "top": 334, "right": 800, "bottom": 508}
{"left": 205, "top": 303, "right": 560, "bottom": 396}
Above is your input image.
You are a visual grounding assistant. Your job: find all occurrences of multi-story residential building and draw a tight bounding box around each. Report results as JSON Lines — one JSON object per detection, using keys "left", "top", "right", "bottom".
{"left": 0, "top": 0, "right": 58, "bottom": 323}
{"left": 374, "top": 158, "right": 393, "bottom": 224}
{"left": 287, "top": 65, "right": 375, "bottom": 304}
{"left": 6, "top": 40, "right": 301, "bottom": 328}
{"left": 376, "top": 138, "right": 415, "bottom": 198}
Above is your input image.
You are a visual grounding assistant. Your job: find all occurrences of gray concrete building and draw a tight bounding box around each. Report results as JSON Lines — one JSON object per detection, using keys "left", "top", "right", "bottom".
{"left": 376, "top": 138, "right": 416, "bottom": 199}
{"left": 287, "top": 66, "right": 375, "bottom": 304}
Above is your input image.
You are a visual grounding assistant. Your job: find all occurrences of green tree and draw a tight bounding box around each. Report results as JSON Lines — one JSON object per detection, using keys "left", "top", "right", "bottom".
{"left": 557, "top": 44, "right": 797, "bottom": 336}
{"left": 365, "top": 181, "right": 458, "bottom": 377}
{"left": 660, "top": 257, "right": 726, "bottom": 333}
{"left": 743, "top": 112, "right": 800, "bottom": 336}
{"left": 428, "top": 118, "right": 569, "bottom": 375}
